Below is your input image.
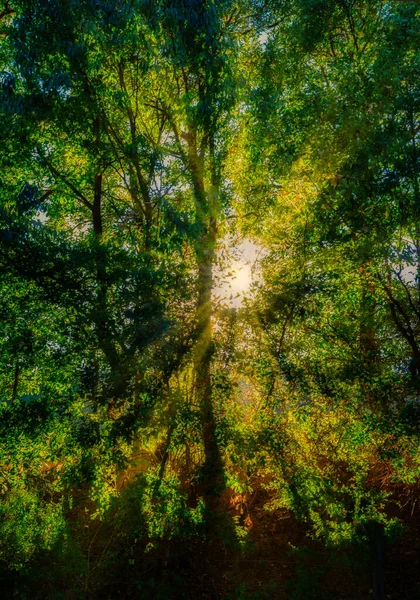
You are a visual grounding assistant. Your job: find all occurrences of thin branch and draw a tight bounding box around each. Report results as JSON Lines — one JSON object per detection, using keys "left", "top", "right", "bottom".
{"left": 41, "top": 157, "right": 93, "bottom": 211}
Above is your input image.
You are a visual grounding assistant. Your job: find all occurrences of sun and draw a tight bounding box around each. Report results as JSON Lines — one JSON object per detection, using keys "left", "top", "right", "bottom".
{"left": 213, "top": 239, "right": 261, "bottom": 308}
{"left": 229, "top": 261, "right": 252, "bottom": 297}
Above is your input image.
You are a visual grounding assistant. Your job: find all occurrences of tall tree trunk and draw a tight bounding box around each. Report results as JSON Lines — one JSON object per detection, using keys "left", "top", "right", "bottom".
{"left": 190, "top": 138, "right": 224, "bottom": 509}
{"left": 194, "top": 240, "right": 224, "bottom": 504}
{"left": 359, "top": 261, "right": 380, "bottom": 405}
{"left": 91, "top": 117, "right": 129, "bottom": 402}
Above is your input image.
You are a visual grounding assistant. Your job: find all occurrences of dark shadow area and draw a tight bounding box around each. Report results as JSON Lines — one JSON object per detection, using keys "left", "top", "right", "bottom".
{"left": 3, "top": 481, "right": 420, "bottom": 599}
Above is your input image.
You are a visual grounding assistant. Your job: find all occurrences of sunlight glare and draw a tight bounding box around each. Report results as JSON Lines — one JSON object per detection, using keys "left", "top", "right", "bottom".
{"left": 213, "top": 239, "right": 261, "bottom": 308}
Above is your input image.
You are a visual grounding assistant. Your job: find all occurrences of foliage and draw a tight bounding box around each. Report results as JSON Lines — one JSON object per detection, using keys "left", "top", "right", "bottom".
{"left": 0, "top": 0, "right": 419, "bottom": 598}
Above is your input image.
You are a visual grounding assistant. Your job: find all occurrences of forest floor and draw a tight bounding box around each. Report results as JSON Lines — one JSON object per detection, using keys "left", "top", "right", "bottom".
{"left": 4, "top": 482, "right": 420, "bottom": 599}
{"left": 69, "top": 487, "right": 420, "bottom": 599}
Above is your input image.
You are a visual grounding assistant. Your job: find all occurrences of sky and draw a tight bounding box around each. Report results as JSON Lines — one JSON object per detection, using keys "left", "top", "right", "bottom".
{"left": 213, "top": 238, "right": 263, "bottom": 308}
